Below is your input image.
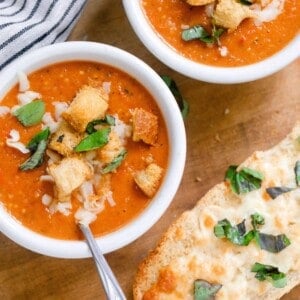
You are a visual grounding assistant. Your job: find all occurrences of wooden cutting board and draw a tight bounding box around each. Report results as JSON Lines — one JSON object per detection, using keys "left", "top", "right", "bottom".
{"left": 0, "top": 0, "right": 299, "bottom": 299}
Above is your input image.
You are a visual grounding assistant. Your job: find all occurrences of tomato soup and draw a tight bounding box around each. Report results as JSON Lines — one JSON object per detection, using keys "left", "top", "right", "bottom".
{"left": 142, "top": 0, "right": 300, "bottom": 67}
{"left": 0, "top": 62, "right": 169, "bottom": 240}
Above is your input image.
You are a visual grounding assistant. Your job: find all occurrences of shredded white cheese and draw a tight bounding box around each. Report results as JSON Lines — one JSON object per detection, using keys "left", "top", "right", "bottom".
{"left": 17, "top": 71, "right": 30, "bottom": 92}
{"left": 180, "top": 24, "right": 190, "bottom": 30}
{"left": 79, "top": 181, "right": 95, "bottom": 203}
{"left": 10, "top": 105, "right": 20, "bottom": 114}
{"left": 49, "top": 201, "right": 72, "bottom": 216}
{"left": 42, "top": 112, "right": 59, "bottom": 133}
{"left": 252, "top": 0, "right": 285, "bottom": 25}
{"left": 73, "top": 179, "right": 114, "bottom": 225}
{"left": 105, "top": 191, "right": 116, "bottom": 207}
{"left": 6, "top": 129, "right": 30, "bottom": 154}
{"left": 75, "top": 208, "right": 97, "bottom": 226}
{"left": 113, "top": 115, "right": 132, "bottom": 144}
{"left": 53, "top": 101, "right": 68, "bottom": 121}
{"left": 102, "top": 82, "right": 111, "bottom": 95}
{"left": 0, "top": 106, "right": 10, "bottom": 117}
{"left": 205, "top": 3, "right": 215, "bottom": 17}
{"left": 17, "top": 90, "right": 41, "bottom": 106}
{"left": 219, "top": 45, "right": 229, "bottom": 57}
{"left": 45, "top": 149, "right": 61, "bottom": 163}
{"left": 40, "top": 175, "right": 54, "bottom": 182}
{"left": 41, "top": 194, "right": 52, "bottom": 206}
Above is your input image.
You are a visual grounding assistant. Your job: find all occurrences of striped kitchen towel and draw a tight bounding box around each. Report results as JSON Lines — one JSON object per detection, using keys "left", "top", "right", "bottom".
{"left": 0, "top": 0, "right": 86, "bottom": 70}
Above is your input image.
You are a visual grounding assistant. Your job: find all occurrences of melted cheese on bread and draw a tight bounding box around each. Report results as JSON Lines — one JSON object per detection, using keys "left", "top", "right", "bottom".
{"left": 133, "top": 123, "right": 300, "bottom": 300}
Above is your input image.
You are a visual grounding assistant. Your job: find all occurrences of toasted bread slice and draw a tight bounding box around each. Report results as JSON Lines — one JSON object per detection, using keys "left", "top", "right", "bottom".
{"left": 133, "top": 123, "right": 300, "bottom": 299}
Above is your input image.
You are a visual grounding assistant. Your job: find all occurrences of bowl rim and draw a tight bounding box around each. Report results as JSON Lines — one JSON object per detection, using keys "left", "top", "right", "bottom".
{"left": 123, "top": 0, "right": 300, "bottom": 84}
{"left": 0, "top": 41, "right": 186, "bottom": 258}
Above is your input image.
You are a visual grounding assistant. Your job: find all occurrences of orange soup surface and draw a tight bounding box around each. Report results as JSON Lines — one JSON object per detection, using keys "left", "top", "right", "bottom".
{"left": 142, "top": 0, "right": 300, "bottom": 66}
{"left": 0, "top": 61, "right": 169, "bottom": 240}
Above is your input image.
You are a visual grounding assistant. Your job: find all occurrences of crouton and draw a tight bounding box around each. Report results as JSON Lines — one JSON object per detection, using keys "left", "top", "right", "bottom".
{"left": 184, "top": 0, "right": 215, "bottom": 6}
{"left": 214, "top": 0, "right": 257, "bottom": 31}
{"left": 134, "top": 163, "right": 163, "bottom": 198}
{"left": 97, "top": 130, "right": 124, "bottom": 164}
{"left": 47, "top": 157, "right": 93, "bottom": 202}
{"left": 48, "top": 121, "right": 83, "bottom": 156}
{"left": 53, "top": 188, "right": 71, "bottom": 203}
{"left": 132, "top": 108, "right": 158, "bottom": 146}
{"left": 62, "top": 85, "right": 109, "bottom": 133}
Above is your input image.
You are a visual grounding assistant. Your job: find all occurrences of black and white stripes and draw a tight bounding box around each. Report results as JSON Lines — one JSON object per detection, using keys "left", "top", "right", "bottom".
{"left": 0, "top": 0, "right": 86, "bottom": 70}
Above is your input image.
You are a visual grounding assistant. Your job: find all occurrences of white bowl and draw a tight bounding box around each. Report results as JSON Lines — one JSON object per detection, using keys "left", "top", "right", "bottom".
{"left": 0, "top": 41, "right": 186, "bottom": 258}
{"left": 123, "top": 0, "right": 300, "bottom": 84}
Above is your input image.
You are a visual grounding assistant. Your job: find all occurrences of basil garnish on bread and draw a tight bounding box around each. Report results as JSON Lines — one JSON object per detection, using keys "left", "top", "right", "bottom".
{"left": 251, "top": 263, "right": 287, "bottom": 288}
{"left": 266, "top": 186, "right": 294, "bottom": 199}
{"left": 257, "top": 233, "right": 291, "bottom": 253}
{"left": 194, "top": 279, "right": 222, "bottom": 300}
{"left": 214, "top": 213, "right": 291, "bottom": 253}
{"left": 294, "top": 160, "right": 300, "bottom": 186}
{"left": 214, "top": 219, "right": 255, "bottom": 246}
{"left": 266, "top": 161, "right": 300, "bottom": 199}
{"left": 225, "top": 166, "right": 263, "bottom": 194}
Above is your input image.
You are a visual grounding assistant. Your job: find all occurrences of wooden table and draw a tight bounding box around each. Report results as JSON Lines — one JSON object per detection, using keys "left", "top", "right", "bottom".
{"left": 1, "top": 1, "right": 299, "bottom": 299}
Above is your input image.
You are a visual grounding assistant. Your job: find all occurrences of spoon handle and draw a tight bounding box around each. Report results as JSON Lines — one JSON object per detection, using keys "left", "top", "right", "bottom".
{"left": 79, "top": 224, "right": 126, "bottom": 300}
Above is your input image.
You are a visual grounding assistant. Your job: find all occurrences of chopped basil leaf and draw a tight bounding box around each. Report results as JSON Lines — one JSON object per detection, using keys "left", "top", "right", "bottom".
{"left": 225, "top": 165, "right": 263, "bottom": 194}
{"left": 101, "top": 149, "right": 127, "bottom": 174}
{"left": 182, "top": 25, "right": 224, "bottom": 45}
{"left": 13, "top": 100, "right": 45, "bottom": 127}
{"left": 224, "top": 165, "right": 238, "bottom": 193}
{"left": 19, "top": 139, "right": 47, "bottom": 171}
{"left": 242, "top": 230, "right": 256, "bottom": 246}
{"left": 257, "top": 233, "right": 291, "bottom": 253}
{"left": 294, "top": 160, "right": 300, "bottom": 186}
{"left": 241, "top": 167, "right": 264, "bottom": 181}
{"left": 251, "top": 263, "right": 287, "bottom": 288}
{"left": 161, "top": 75, "right": 189, "bottom": 119}
{"left": 214, "top": 214, "right": 290, "bottom": 253}
{"left": 201, "top": 27, "right": 224, "bottom": 44}
{"left": 74, "top": 127, "right": 110, "bottom": 152}
{"left": 213, "top": 219, "right": 254, "bottom": 246}
{"left": 236, "top": 219, "right": 246, "bottom": 235}
{"left": 266, "top": 186, "right": 294, "bottom": 199}
{"left": 182, "top": 25, "right": 210, "bottom": 42}
{"left": 26, "top": 127, "right": 50, "bottom": 152}
{"left": 240, "top": 0, "right": 253, "bottom": 5}
{"left": 194, "top": 279, "right": 222, "bottom": 300}
{"left": 251, "top": 213, "right": 265, "bottom": 230}
{"left": 86, "top": 115, "right": 115, "bottom": 134}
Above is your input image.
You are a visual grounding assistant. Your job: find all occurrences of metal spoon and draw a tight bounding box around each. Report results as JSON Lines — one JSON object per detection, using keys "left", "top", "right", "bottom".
{"left": 78, "top": 223, "right": 126, "bottom": 300}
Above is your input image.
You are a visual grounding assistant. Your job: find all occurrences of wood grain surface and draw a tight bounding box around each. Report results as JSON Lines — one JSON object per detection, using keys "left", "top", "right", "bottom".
{"left": 0, "top": 1, "right": 299, "bottom": 299}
